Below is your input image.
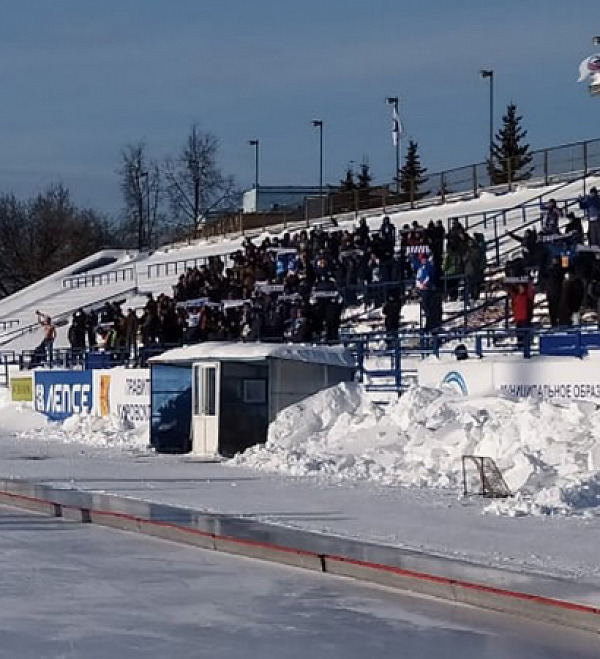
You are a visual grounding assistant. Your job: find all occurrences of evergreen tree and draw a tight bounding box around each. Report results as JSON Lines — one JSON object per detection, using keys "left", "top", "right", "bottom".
{"left": 488, "top": 103, "right": 533, "bottom": 185}
{"left": 339, "top": 166, "right": 356, "bottom": 193}
{"left": 357, "top": 162, "right": 372, "bottom": 190}
{"left": 399, "top": 140, "right": 428, "bottom": 204}
{"left": 357, "top": 161, "right": 372, "bottom": 204}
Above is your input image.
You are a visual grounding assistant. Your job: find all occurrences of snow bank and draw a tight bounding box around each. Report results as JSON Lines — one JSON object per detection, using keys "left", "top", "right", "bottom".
{"left": 0, "top": 387, "right": 47, "bottom": 432}
{"left": 0, "top": 388, "right": 149, "bottom": 452}
{"left": 232, "top": 383, "right": 600, "bottom": 517}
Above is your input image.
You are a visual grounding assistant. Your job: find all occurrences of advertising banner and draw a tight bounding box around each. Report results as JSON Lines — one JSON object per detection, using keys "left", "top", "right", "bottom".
{"left": 418, "top": 354, "right": 600, "bottom": 403}
{"left": 34, "top": 370, "right": 94, "bottom": 421}
{"left": 10, "top": 376, "right": 33, "bottom": 403}
{"left": 104, "top": 368, "right": 151, "bottom": 427}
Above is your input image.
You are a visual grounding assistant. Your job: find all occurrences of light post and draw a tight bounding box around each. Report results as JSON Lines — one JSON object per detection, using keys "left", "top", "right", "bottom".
{"left": 386, "top": 97, "right": 400, "bottom": 193}
{"left": 311, "top": 120, "right": 324, "bottom": 216}
{"left": 480, "top": 70, "right": 494, "bottom": 169}
{"left": 135, "top": 167, "right": 148, "bottom": 251}
{"left": 248, "top": 139, "right": 260, "bottom": 212}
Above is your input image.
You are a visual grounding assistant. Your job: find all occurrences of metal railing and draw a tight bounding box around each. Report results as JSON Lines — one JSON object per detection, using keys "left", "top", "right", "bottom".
{"left": 419, "top": 138, "right": 600, "bottom": 205}
{"left": 146, "top": 257, "right": 214, "bottom": 279}
{"left": 0, "top": 319, "right": 19, "bottom": 332}
{"left": 62, "top": 267, "right": 136, "bottom": 289}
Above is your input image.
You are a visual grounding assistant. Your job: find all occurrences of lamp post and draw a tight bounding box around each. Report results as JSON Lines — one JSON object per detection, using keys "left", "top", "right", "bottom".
{"left": 480, "top": 70, "right": 494, "bottom": 170}
{"left": 134, "top": 167, "right": 148, "bottom": 251}
{"left": 311, "top": 120, "right": 324, "bottom": 216}
{"left": 248, "top": 139, "right": 260, "bottom": 212}
{"left": 386, "top": 97, "right": 400, "bottom": 193}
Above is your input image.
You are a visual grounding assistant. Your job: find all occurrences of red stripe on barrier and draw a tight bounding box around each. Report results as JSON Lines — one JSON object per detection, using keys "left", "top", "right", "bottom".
{"left": 324, "top": 554, "right": 600, "bottom": 616}
{"left": 1, "top": 487, "right": 599, "bottom": 619}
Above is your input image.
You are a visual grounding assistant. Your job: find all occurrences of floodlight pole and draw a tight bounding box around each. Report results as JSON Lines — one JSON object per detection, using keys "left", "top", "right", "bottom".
{"left": 248, "top": 139, "right": 260, "bottom": 212}
{"left": 312, "top": 120, "right": 324, "bottom": 216}
{"left": 480, "top": 70, "right": 494, "bottom": 170}
{"left": 386, "top": 97, "right": 400, "bottom": 193}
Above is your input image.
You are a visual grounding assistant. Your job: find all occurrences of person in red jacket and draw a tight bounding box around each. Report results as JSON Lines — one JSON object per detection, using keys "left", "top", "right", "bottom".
{"left": 507, "top": 281, "right": 535, "bottom": 350}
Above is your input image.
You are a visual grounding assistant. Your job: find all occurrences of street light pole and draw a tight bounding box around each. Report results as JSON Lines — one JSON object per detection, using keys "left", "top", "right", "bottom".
{"left": 248, "top": 139, "right": 260, "bottom": 212}
{"left": 135, "top": 167, "right": 149, "bottom": 251}
{"left": 386, "top": 97, "right": 400, "bottom": 193}
{"left": 480, "top": 70, "right": 494, "bottom": 171}
{"left": 312, "top": 120, "right": 324, "bottom": 217}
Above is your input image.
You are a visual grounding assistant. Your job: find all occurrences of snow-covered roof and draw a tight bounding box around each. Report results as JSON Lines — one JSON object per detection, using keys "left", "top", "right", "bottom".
{"left": 149, "top": 341, "right": 356, "bottom": 368}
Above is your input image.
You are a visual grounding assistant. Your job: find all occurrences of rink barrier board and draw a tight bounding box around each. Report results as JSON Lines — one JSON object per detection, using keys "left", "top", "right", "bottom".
{"left": 0, "top": 479, "right": 599, "bottom": 634}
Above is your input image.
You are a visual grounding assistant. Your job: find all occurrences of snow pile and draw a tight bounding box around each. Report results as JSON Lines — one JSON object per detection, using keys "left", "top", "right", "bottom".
{"left": 18, "top": 413, "right": 150, "bottom": 452}
{"left": 0, "top": 387, "right": 47, "bottom": 432}
{"left": 232, "top": 383, "right": 600, "bottom": 517}
{"left": 0, "top": 388, "right": 149, "bottom": 452}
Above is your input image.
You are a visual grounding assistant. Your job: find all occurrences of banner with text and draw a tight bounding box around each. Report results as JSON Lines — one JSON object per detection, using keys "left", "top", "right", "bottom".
{"left": 98, "top": 368, "right": 151, "bottom": 427}
{"left": 34, "top": 370, "right": 94, "bottom": 421}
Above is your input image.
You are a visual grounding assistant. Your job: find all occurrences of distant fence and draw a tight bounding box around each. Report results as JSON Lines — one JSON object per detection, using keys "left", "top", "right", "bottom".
{"left": 0, "top": 319, "right": 19, "bottom": 332}
{"left": 62, "top": 268, "right": 136, "bottom": 289}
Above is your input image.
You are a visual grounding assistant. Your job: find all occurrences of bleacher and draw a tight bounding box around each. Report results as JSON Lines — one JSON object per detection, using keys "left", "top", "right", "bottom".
{"left": 0, "top": 165, "right": 599, "bottom": 393}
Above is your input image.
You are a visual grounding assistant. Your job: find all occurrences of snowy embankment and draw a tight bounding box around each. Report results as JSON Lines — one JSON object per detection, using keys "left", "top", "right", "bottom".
{"left": 0, "top": 389, "right": 149, "bottom": 452}
{"left": 4, "top": 382, "right": 600, "bottom": 518}
{"left": 232, "top": 383, "right": 600, "bottom": 518}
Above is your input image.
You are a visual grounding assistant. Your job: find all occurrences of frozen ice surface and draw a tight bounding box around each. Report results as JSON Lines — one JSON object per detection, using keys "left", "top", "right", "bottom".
{"left": 0, "top": 504, "right": 598, "bottom": 659}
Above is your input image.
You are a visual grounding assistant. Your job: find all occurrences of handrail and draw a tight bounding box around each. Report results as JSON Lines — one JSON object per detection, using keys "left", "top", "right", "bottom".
{"left": 62, "top": 267, "right": 135, "bottom": 289}
{"left": 0, "top": 286, "right": 139, "bottom": 348}
{"left": 145, "top": 256, "right": 214, "bottom": 279}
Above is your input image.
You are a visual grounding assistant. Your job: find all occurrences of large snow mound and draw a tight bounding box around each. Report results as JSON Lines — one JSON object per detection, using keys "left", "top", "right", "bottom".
{"left": 232, "top": 383, "right": 600, "bottom": 518}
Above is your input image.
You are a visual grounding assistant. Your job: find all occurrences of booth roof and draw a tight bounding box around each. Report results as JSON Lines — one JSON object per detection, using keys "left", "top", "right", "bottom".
{"left": 148, "top": 342, "right": 355, "bottom": 368}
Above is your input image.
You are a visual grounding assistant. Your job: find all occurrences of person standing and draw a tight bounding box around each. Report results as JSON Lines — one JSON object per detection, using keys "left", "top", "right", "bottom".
{"left": 36, "top": 310, "right": 56, "bottom": 365}
{"left": 415, "top": 253, "right": 436, "bottom": 332}
{"left": 507, "top": 282, "right": 534, "bottom": 350}
{"left": 540, "top": 199, "right": 562, "bottom": 235}
{"left": 579, "top": 186, "right": 600, "bottom": 247}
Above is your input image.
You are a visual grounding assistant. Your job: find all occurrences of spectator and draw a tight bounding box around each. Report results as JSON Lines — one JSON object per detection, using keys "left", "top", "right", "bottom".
{"left": 507, "top": 280, "right": 535, "bottom": 350}
{"left": 415, "top": 253, "right": 436, "bottom": 332}
{"left": 540, "top": 199, "right": 562, "bottom": 235}
{"left": 579, "top": 187, "right": 600, "bottom": 247}
{"left": 36, "top": 311, "right": 56, "bottom": 364}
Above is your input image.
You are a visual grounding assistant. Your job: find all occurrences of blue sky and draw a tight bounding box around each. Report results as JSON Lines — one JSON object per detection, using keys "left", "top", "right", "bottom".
{"left": 0, "top": 0, "right": 597, "bottom": 216}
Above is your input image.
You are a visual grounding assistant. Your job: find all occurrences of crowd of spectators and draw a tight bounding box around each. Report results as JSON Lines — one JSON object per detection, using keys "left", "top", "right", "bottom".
{"left": 504, "top": 189, "right": 600, "bottom": 332}
{"left": 26, "top": 186, "right": 600, "bottom": 366}
{"left": 54, "top": 215, "right": 489, "bottom": 357}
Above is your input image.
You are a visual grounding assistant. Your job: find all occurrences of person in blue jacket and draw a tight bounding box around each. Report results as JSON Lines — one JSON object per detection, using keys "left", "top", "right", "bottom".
{"left": 416, "top": 253, "right": 436, "bottom": 332}
{"left": 579, "top": 186, "right": 600, "bottom": 247}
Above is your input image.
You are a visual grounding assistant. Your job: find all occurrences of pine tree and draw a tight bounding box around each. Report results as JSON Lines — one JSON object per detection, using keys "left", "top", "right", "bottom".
{"left": 357, "top": 161, "right": 372, "bottom": 204}
{"left": 357, "top": 162, "right": 372, "bottom": 190}
{"left": 339, "top": 166, "right": 356, "bottom": 193}
{"left": 399, "top": 140, "right": 428, "bottom": 204}
{"left": 488, "top": 103, "right": 533, "bottom": 185}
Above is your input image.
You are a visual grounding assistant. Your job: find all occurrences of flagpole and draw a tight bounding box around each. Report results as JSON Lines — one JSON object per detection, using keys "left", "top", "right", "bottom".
{"left": 386, "top": 96, "right": 400, "bottom": 193}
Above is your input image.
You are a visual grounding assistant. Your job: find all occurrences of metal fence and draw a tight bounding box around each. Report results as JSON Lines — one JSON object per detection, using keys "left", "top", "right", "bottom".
{"left": 62, "top": 267, "right": 136, "bottom": 289}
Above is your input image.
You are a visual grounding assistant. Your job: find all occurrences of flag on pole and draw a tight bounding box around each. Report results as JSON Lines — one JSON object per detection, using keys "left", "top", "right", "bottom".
{"left": 391, "top": 103, "right": 403, "bottom": 146}
{"left": 578, "top": 54, "right": 600, "bottom": 82}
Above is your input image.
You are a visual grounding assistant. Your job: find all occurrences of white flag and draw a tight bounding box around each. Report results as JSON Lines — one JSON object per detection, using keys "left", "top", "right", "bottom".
{"left": 578, "top": 54, "right": 600, "bottom": 82}
{"left": 391, "top": 104, "right": 403, "bottom": 146}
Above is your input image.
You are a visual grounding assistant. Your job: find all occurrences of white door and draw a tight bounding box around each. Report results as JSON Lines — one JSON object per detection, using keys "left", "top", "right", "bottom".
{"left": 191, "top": 362, "right": 220, "bottom": 457}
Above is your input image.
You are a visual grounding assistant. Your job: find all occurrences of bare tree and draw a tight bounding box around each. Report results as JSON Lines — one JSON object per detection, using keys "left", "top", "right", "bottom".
{"left": 163, "top": 124, "right": 237, "bottom": 233}
{"left": 118, "top": 142, "right": 162, "bottom": 250}
{"left": 0, "top": 185, "right": 112, "bottom": 298}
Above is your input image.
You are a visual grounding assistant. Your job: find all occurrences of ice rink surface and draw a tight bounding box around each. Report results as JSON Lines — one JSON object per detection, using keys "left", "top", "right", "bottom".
{"left": 0, "top": 505, "right": 598, "bottom": 659}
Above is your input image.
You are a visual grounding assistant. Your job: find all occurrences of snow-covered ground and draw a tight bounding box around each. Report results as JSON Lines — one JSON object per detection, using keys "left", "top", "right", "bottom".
{"left": 6, "top": 379, "right": 600, "bottom": 520}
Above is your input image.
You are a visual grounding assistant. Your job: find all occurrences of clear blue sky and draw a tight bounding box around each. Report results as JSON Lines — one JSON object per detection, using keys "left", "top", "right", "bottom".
{"left": 0, "top": 0, "right": 597, "bottom": 216}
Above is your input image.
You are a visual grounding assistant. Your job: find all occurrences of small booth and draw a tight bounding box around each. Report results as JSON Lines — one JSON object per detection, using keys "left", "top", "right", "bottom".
{"left": 148, "top": 342, "right": 355, "bottom": 458}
